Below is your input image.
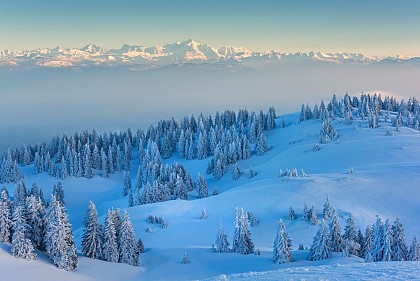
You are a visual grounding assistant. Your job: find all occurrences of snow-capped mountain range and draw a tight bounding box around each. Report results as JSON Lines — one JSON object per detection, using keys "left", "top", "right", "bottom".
{"left": 0, "top": 39, "right": 416, "bottom": 68}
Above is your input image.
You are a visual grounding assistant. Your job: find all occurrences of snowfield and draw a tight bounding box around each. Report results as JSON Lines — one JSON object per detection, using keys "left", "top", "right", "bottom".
{"left": 1, "top": 109, "right": 420, "bottom": 280}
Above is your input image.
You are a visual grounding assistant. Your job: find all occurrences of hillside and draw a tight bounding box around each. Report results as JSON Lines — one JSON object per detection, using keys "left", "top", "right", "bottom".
{"left": 1, "top": 99, "right": 420, "bottom": 280}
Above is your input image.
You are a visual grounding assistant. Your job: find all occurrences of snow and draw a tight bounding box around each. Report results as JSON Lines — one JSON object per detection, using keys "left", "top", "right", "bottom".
{"left": 0, "top": 39, "right": 410, "bottom": 68}
{"left": 1, "top": 110, "right": 420, "bottom": 280}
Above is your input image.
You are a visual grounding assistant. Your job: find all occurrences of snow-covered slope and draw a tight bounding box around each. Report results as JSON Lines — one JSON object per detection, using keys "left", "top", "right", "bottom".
{"left": 1, "top": 107, "right": 419, "bottom": 280}
{"left": 1, "top": 39, "right": 412, "bottom": 69}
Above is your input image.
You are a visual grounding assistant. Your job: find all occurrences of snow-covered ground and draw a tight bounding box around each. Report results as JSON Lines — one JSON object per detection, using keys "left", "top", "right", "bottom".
{"left": 1, "top": 111, "right": 420, "bottom": 280}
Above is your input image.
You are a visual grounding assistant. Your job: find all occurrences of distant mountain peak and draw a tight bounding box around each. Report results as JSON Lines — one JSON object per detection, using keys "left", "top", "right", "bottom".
{"left": 0, "top": 40, "right": 415, "bottom": 68}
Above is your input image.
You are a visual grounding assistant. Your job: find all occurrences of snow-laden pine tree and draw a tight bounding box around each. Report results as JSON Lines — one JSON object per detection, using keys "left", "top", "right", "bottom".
{"left": 11, "top": 206, "right": 36, "bottom": 260}
{"left": 119, "top": 211, "right": 139, "bottom": 266}
{"left": 342, "top": 214, "right": 359, "bottom": 255}
{"left": 174, "top": 175, "right": 187, "bottom": 200}
{"left": 52, "top": 181, "right": 65, "bottom": 206}
{"left": 197, "top": 173, "right": 208, "bottom": 199}
{"left": 255, "top": 132, "right": 269, "bottom": 156}
{"left": 201, "top": 207, "right": 208, "bottom": 220}
{"left": 232, "top": 208, "right": 254, "bottom": 255}
{"left": 122, "top": 171, "right": 132, "bottom": 197}
{"left": 309, "top": 204, "right": 318, "bottom": 225}
{"left": 303, "top": 202, "right": 309, "bottom": 222}
{"left": 44, "top": 195, "right": 78, "bottom": 271}
{"left": 13, "top": 180, "right": 27, "bottom": 208}
{"left": 288, "top": 206, "right": 297, "bottom": 221}
{"left": 370, "top": 216, "right": 384, "bottom": 262}
{"left": 272, "top": 219, "right": 292, "bottom": 264}
{"left": 197, "top": 131, "right": 208, "bottom": 160}
{"left": 81, "top": 201, "right": 103, "bottom": 259}
{"left": 382, "top": 219, "right": 392, "bottom": 261}
{"left": 232, "top": 162, "right": 241, "bottom": 180}
{"left": 391, "top": 217, "right": 408, "bottom": 261}
{"left": 329, "top": 209, "right": 342, "bottom": 252}
{"left": 25, "top": 195, "right": 46, "bottom": 249}
{"left": 214, "top": 224, "right": 230, "bottom": 253}
{"left": 101, "top": 148, "right": 109, "bottom": 178}
{"left": 102, "top": 209, "right": 119, "bottom": 263}
{"left": 309, "top": 220, "right": 331, "bottom": 261}
{"left": 408, "top": 236, "right": 420, "bottom": 261}
{"left": 0, "top": 199, "right": 12, "bottom": 243}
{"left": 362, "top": 226, "right": 373, "bottom": 259}
{"left": 323, "top": 197, "right": 332, "bottom": 220}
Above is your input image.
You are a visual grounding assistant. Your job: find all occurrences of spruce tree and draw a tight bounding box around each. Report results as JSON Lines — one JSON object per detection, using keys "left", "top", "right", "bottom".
{"left": 232, "top": 162, "right": 241, "bottom": 180}
{"left": 0, "top": 199, "right": 12, "bottom": 243}
{"left": 391, "top": 217, "right": 408, "bottom": 261}
{"left": 309, "top": 220, "right": 331, "bottom": 261}
{"left": 408, "top": 236, "right": 420, "bottom": 261}
{"left": 370, "top": 216, "right": 384, "bottom": 262}
{"left": 81, "top": 201, "right": 103, "bottom": 259}
{"left": 255, "top": 133, "right": 269, "bottom": 156}
{"left": 342, "top": 214, "right": 359, "bottom": 255}
{"left": 119, "top": 211, "right": 139, "bottom": 266}
{"left": 25, "top": 195, "right": 46, "bottom": 249}
{"left": 11, "top": 206, "right": 36, "bottom": 260}
{"left": 44, "top": 195, "right": 78, "bottom": 271}
{"left": 214, "top": 224, "right": 230, "bottom": 253}
{"left": 329, "top": 209, "right": 342, "bottom": 252}
{"left": 197, "top": 173, "right": 208, "bottom": 199}
{"left": 233, "top": 208, "right": 254, "bottom": 254}
{"left": 102, "top": 209, "right": 119, "bottom": 263}
{"left": 323, "top": 197, "right": 332, "bottom": 220}
{"left": 272, "top": 219, "right": 292, "bottom": 264}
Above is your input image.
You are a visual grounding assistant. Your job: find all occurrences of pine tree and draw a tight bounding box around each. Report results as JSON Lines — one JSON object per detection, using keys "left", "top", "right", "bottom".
{"left": 82, "top": 201, "right": 103, "bottom": 259}
{"left": 61, "top": 156, "right": 68, "bottom": 180}
{"left": 181, "top": 252, "right": 190, "bottom": 264}
{"left": 408, "top": 236, "right": 420, "bottom": 261}
{"left": 174, "top": 175, "right": 187, "bottom": 200}
{"left": 122, "top": 171, "right": 132, "bottom": 197}
{"left": 214, "top": 224, "right": 230, "bottom": 253}
{"left": 137, "top": 238, "right": 145, "bottom": 254}
{"left": 303, "top": 202, "right": 309, "bottom": 222}
{"left": 11, "top": 206, "right": 36, "bottom": 260}
{"left": 272, "top": 219, "right": 292, "bottom": 264}
{"left": 119, "top": 211, "right": 138, "bottom": 266}
{"left": 309, "top": 205, "right": 318, "bottom": 225}
{"left": 232, "top": 208, "right": 254, "bottom": 254}
{"left": 101, "top": 148, "right": 109, "bottom": 178}
{"left": 0, "top": 199, "right": 12, "bottom": 243}
{"left": 84, "top": 148, "right": 93, "bottom": 179}
{"left": 25, "top": 195, "right": 46, "bottom": 249}
{"left": 323, "top": 197, "right": 332, "bottom": 220}
{"left": 342, "top": 214, "right": 358, "bottom": 255}
{"left": 391, "top": 217, "right": 408, "bottom": 261}
{"left": 44, "top": 195, "right": 78, "bottom": 271}
{"left": 309, "top": 220, "right": 331, "bottom": 261}
{"left": 362, "top": 226, "right": 373, "bottom": 259}
{"left": 197, "top": 174, "right": 208, "bottom": 199}
{"left": 102, "top": 209, "right": 119, "bottom": 263}
{"left": 201, "top": 207, "right": 208, "bottom": 220}
{"left": 329, "top": 209, "right": 342, "bottom": 252}
{"left": 52, "top": 181, "right": 65, "bottom": 206}
{"left": 255, "top": 133, "right": 269, "bottom": 156}
{"left": 197, "top": 131, "right": 208, "bottom": 160}
{"left": 370, "top": 216, "right": 384, "bottom": 262}
{"left": 232, "top": 162, "right": 241, "bottom": 180}
{"left": 382, "top": 219, "right": 392, "bottom": 261}
{"left": 288, "top": 206, "right": 297, "bottom": 221}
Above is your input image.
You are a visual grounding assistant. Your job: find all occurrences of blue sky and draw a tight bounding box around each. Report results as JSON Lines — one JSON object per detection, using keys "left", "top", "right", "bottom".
{"left": 1, "top": 0, "right": 420, "bottom": 56}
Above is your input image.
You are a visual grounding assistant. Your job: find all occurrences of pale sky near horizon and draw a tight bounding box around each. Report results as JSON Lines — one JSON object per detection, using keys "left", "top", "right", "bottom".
{"left": 1, "top": 0, "right": 420, "bottom": 57}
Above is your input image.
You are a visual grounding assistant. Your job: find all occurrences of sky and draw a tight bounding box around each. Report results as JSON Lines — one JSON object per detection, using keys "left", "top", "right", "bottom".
{"left": 1, "top": 0, "right": 420, "bottom": 57}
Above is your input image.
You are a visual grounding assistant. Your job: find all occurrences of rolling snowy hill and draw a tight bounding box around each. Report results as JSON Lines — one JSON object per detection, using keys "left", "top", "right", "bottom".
{"left": 1, "top": 96, "right": 420, "bottom": 280}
